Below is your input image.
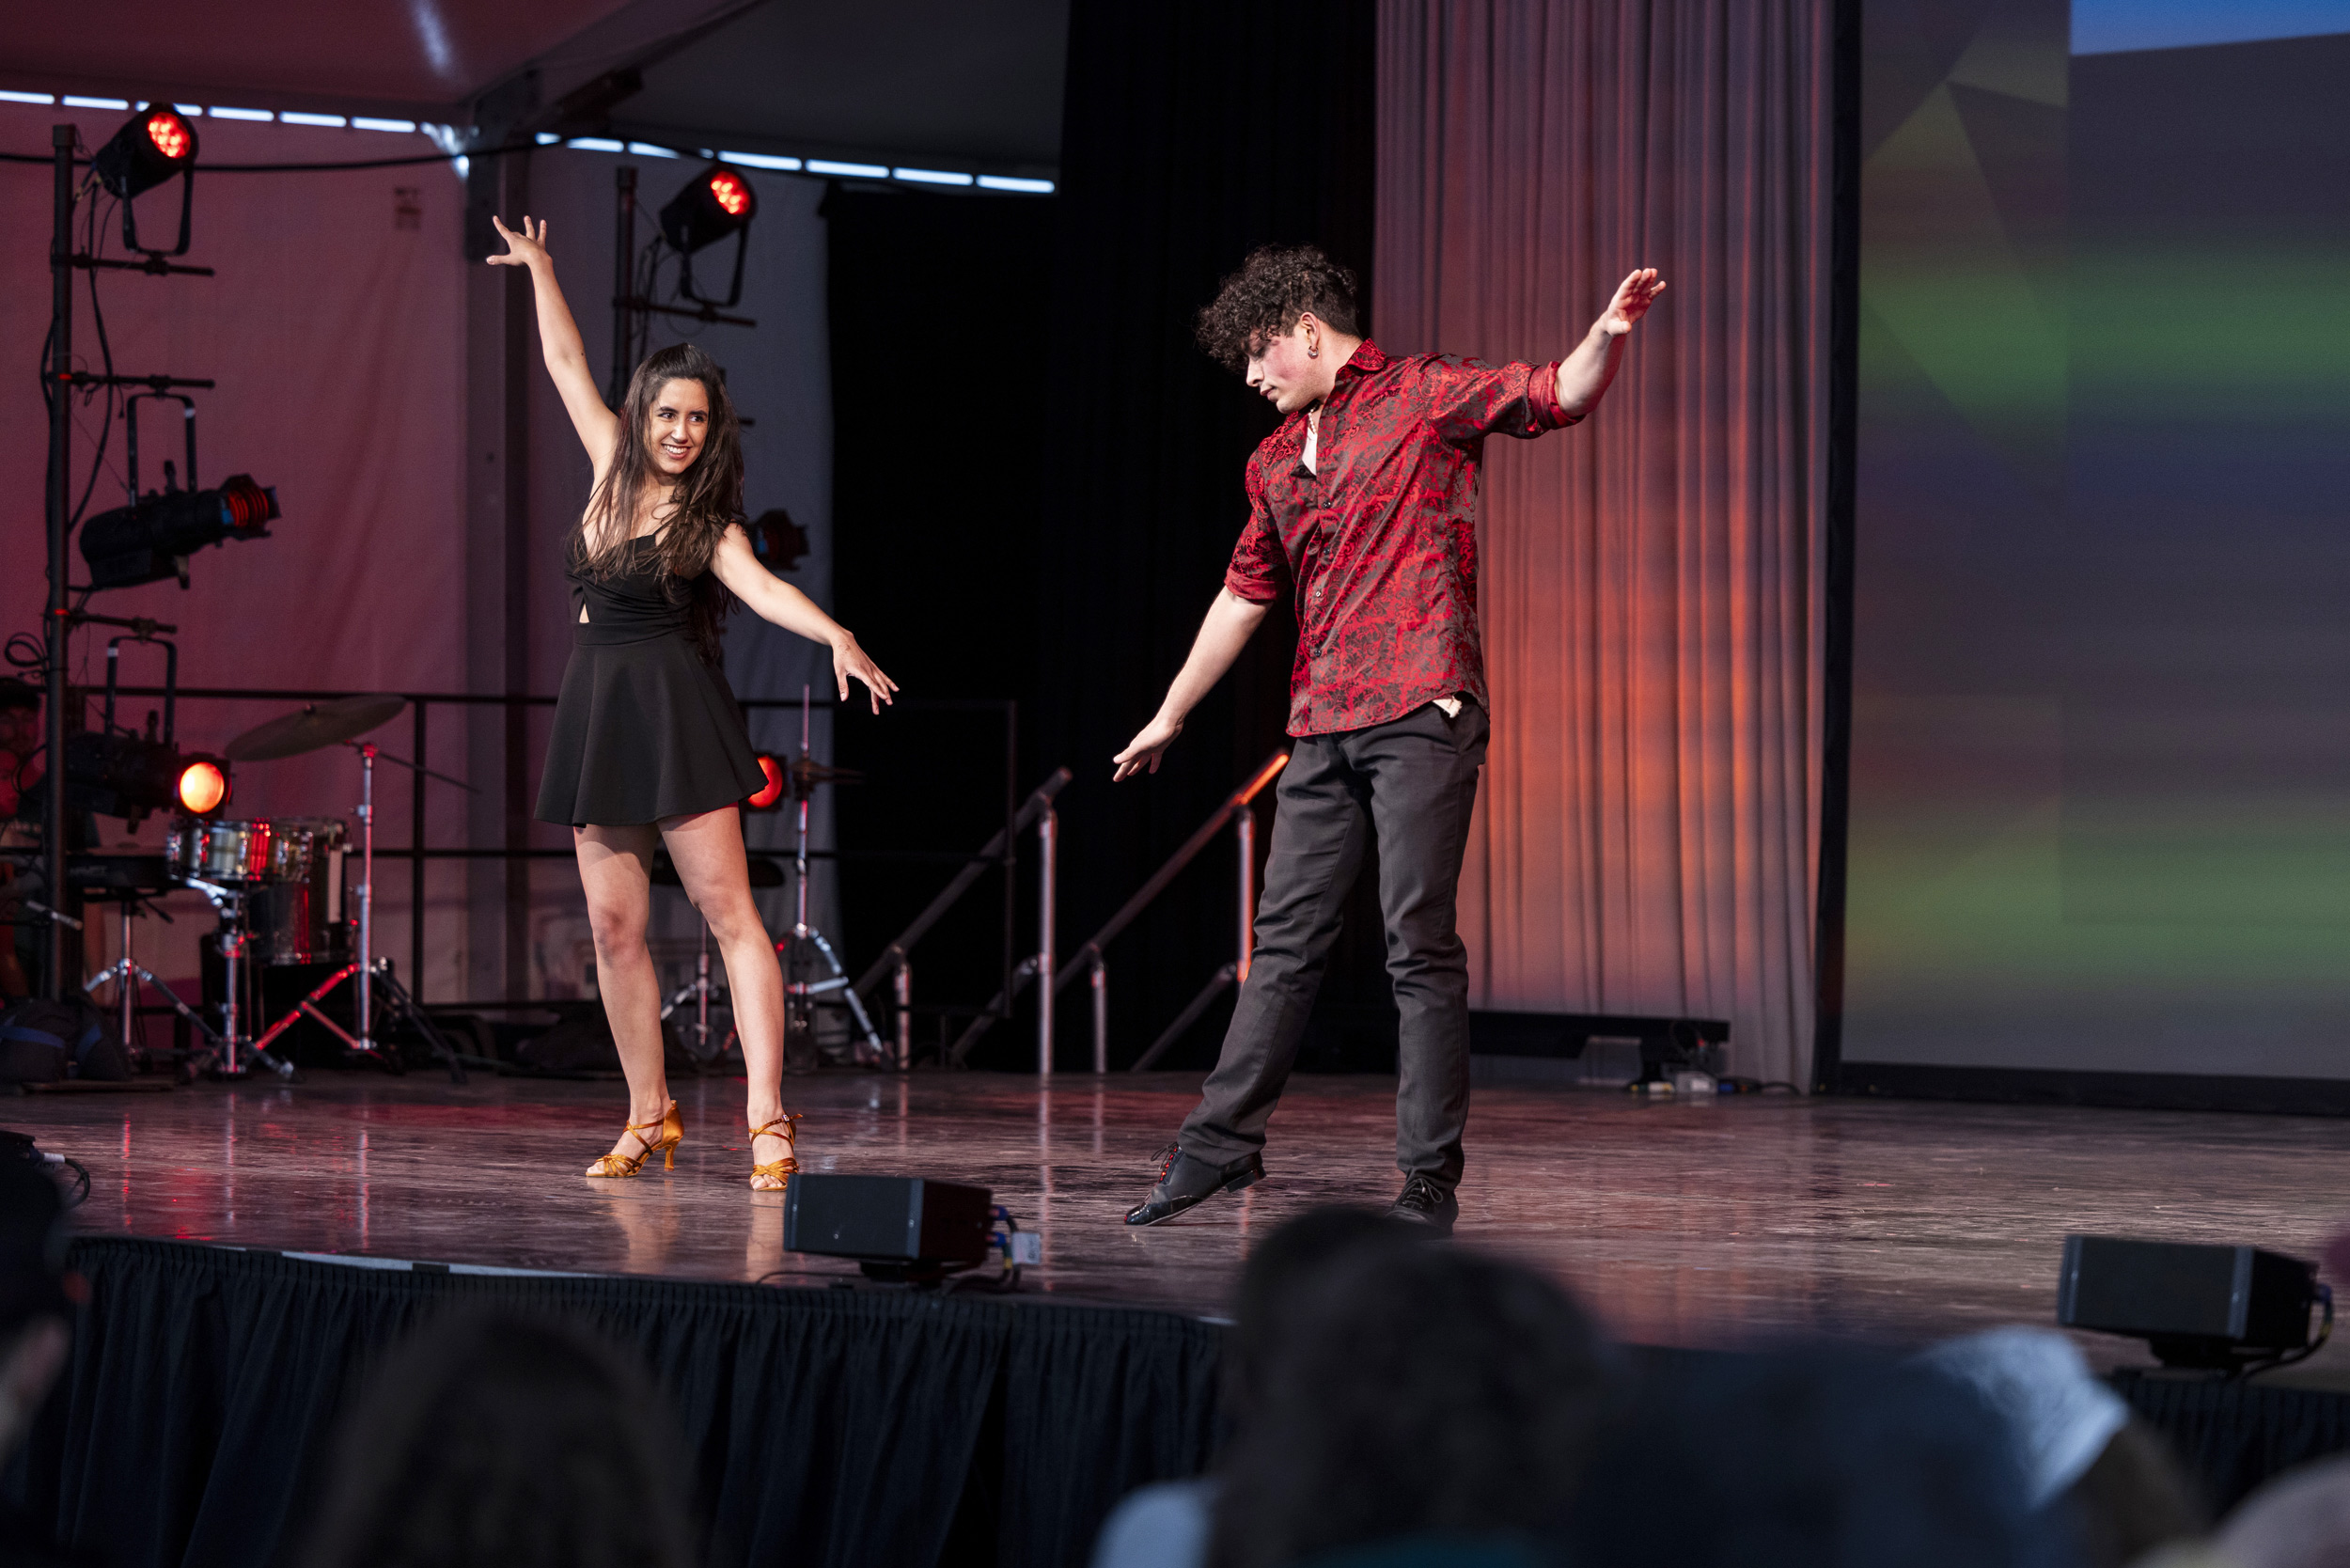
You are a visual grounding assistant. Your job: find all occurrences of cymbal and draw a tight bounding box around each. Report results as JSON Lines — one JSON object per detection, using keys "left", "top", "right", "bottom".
{"left": 787, "top": 754, "right": 864, "bottom": 796}
{"left": 226, "top": 694, "right": 408, "bottom": 761}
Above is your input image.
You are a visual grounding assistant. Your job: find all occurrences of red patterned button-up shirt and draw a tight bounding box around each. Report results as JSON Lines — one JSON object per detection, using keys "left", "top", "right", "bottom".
{"left": 1223, "top": 340, "right": 1577, "bottom": 736}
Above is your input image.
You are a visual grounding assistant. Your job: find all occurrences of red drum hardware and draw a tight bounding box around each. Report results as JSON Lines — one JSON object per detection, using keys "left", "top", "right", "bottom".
{"left": 83, "top": 694, "right": 475, "bottom": 1081}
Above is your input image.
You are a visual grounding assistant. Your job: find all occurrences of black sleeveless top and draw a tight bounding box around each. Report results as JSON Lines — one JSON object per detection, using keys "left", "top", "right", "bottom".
{"left": 534, "top": 535, "right": 764, "bottom": 826}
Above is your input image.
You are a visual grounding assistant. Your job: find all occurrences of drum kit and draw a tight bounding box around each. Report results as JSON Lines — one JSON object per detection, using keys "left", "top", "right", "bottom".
{"left": 84, "top": 694, "right": 471, "bottom": 1082}
{"left": 655, "top": 686, "right": 885, "bottom": 1071}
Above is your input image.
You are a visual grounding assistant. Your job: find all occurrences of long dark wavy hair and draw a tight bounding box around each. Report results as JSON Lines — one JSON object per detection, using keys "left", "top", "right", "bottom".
{"left": 574, "top": 342, "right": 744, "bottom": 665}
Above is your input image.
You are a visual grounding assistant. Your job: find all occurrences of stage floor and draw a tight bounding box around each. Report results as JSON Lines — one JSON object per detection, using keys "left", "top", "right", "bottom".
{"left": 13, "top": 1070, "right": 2350, "bottom": 1372}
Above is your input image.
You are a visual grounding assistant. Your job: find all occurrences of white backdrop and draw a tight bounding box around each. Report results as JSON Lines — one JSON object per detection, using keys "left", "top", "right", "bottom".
{"left": 0, "top": 105, "right": 838, "bottom": 1012}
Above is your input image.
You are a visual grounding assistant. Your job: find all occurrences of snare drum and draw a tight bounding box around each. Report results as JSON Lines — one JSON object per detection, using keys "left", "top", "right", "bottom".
{"left": 167, "top": 819, "right": 279, "bottom": 884}
{"left": 166, "top": 817, "right": 338, "bottom": 887}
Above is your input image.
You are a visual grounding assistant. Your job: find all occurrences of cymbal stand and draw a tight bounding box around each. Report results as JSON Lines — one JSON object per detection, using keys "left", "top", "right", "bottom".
{"left": 181, "top": 878, "right": 294, "bottom": 1080}
{"left": 660, "top": 918, "right": 736, "bottom": 1063}
{"left": 778, "top": 685, "right": 884, "bottom": 1068}
{"left": 82, "top": 891, "right": 217, "bottom": 1069}
{"left": 245, "top": 741, "right": 472, "bottom": 1084}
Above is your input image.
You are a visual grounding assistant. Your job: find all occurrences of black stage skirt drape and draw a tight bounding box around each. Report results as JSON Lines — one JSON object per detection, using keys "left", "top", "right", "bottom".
{"left": 13, "top": 1238, "right": 2350, "bottom": 1567}
{"left": 6, "top": 1238, "right": 1223, "bottom": 1568}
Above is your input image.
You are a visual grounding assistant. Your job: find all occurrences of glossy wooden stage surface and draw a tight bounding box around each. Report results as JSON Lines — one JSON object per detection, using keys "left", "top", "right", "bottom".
{"left": 14, "top": 1072, "right": 2350, "bottom": 1372}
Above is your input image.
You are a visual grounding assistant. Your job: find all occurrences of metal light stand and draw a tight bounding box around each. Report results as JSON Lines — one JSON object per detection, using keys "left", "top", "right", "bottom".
{"left": 83, "top": 892, "right": 218, "bottom": 1068}
{"left": 245, "top": 741, "right": 469, "bottom": 1083}
{"left": 777, "top": 686, "right": 884, "bottom": 1069}
{"left": 1036, "top": 803, "right": 1057, "bottom": 1076}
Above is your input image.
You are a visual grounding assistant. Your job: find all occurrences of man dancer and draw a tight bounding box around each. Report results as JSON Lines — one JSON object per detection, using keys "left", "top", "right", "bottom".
{"left": 1116, "top": 244, "right": 1665, "bottom": 1233}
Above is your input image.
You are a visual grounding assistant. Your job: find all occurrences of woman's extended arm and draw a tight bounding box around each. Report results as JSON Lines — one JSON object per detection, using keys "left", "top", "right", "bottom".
{"left": 487, "top": 215, "right": 621, "bottom": 476}
{"left": 708, "top": 525, "right": 899, "bottom": 713}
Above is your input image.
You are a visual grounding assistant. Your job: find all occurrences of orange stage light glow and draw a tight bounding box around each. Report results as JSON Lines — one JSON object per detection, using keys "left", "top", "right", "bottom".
{"left": 176, "top": 759, "right": 227, "bottom": 815}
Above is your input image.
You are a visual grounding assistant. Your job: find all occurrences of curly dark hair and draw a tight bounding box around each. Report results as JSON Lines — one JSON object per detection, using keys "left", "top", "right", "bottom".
{"left": 1195, "top": 243, "right": 1361, "bottom": 371}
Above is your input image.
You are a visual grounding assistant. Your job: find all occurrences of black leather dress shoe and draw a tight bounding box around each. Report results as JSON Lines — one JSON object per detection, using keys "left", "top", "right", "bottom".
{"left": 1124, "top": 1143, "right": 1266, "bottom": 1227}
{"left": 1386, "top": 1173, "right": 1459, "bottom": 1234}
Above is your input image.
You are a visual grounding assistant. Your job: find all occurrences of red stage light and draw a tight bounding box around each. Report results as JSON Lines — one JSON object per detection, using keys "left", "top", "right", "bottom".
{"left": 145, "top": 111, "right": 193, "bottom": 163}
{"left": 176, "top": 759, "right": 228, "bottom": 815}
{"left": 745, "top": 754, "right": 785, "bottom": 811}
{"left": 708, "top": 170, "right": 751, "bottom": 218}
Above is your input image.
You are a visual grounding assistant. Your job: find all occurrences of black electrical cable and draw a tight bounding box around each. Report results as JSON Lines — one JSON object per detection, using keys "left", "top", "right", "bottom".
{"left": 1, "top": 138, "right": 539, "bottom": 174}
{"left": 70, "top": 187, "right": 121, "bottom": 527}
{"left": 55, "top": 1156, "right": 90, "bottom": 1208}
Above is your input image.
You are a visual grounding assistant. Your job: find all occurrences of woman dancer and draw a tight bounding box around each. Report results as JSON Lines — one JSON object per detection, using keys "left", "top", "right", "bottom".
{"left": 489, "top": 214, "right": 896, "bottom": 1189}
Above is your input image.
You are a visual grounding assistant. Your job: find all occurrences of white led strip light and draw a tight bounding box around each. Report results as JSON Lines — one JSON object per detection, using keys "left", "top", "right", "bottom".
{"left": 3, "top": 91, "right": 1055, "bottom": 193}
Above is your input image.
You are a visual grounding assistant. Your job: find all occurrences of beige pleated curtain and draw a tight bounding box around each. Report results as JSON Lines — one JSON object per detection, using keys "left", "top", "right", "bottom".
{"left": 1377, "top": 0, "right": 1832, "bottom": 1085}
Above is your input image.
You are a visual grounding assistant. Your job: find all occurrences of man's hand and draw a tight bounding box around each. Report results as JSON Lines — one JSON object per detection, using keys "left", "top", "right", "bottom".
{"left": 1600, "top": 267, "right": 1667, "bottom": 335}
{"left": 1559, "top": 267, "right": 1668, "bottom": 416}
{"left": 1113, "top": 713, "right": 1184, "bottom": 781}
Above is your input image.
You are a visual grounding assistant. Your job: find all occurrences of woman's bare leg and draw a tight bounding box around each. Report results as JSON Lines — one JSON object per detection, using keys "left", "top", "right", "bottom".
{"left": 661, "top": 808, "right": 790, "bottom": 1183}
{"left": 574, "top": 824, "right": 673, "bottom": 1168}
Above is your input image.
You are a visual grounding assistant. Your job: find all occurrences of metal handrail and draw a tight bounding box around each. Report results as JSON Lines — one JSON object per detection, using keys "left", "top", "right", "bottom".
{"left": 948, "top": 749, "right": 1289, "bottom": 1070}
{"left": 850, "top": 765, "right": 1071, "bottom": 1001}
{"left": 1058, "top": 749, "right": 1289, "bottom": 993}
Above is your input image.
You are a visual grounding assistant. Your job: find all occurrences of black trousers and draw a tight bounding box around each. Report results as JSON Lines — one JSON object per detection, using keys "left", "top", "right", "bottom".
{"left": 1178, "top": 699, "right": 1489, "bottom": 1188}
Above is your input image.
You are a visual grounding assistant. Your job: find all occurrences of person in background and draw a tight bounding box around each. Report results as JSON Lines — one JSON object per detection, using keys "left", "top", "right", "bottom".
{"left": 1205, "top": 1232, "right": 1617, "bottom": 1568}
{"left": 1562, "top": 1344, "right": 2076, "bottom": 1568}
{"left": 300, "top": 1310, "right": 697, "bottom": 1568}
{"left": 1919, "top": 1325, "right": 2206, "bottom": 1568}
{"left": 0, "top": 1155, "right": 85, "bottom": 1568}
{"left": 1092, "top": 1207, "right": 1420, "bottom": 1568}
{"left": 0, "top": 680, "right": 43, "bottom": 998}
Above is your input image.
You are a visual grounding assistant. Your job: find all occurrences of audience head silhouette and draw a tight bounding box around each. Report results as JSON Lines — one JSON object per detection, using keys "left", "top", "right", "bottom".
{"left": 1209, "top": 1215, "right": 1615, "bottom": 1568}
{"left": 303, "top": 1310, "right": 696, "bottom": 1568}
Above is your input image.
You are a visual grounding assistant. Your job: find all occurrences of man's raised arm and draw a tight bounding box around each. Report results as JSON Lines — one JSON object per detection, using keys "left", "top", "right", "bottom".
{"left": 1112, "top": 588, "right": 1272, "bottom": 780}
{"left": 1555, "top": 267, "right": 1668, "bottom": 418}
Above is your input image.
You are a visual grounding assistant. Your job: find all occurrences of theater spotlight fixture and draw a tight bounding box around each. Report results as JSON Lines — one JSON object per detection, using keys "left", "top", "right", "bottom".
{"left": 92, "top": 103, "right": 200, "bottom": 256}
{"left": 745, "top": 753, "right": 786, "bottom": 811}
{"left": 79, "top": 473, "right": 278, "bottom": 590}
{"left": 658, "top": 162, "right": 756, "bottom": 307}
{"left": 61, "top": 732, "right": 229, "bottom": 823}
{"left": 175, "top": 756, "right": 231, "bottom": 816}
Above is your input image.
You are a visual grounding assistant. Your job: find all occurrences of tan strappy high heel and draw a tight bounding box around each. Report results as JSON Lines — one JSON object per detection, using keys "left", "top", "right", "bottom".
{"left": 748, "top": 1113, "right": 803, "bottom": 1191}
{"left": 586, "top": 1100, "right": 683, "bottom": 1178}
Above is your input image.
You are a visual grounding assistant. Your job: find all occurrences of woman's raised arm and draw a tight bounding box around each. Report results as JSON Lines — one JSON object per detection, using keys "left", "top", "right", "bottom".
{"left": 487, "top": 215, "right": 621, "bottom": 476}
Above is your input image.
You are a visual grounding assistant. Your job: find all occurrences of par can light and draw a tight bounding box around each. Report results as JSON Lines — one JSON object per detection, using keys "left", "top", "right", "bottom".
{"left": 659, "top": 162, "right": 758, "bottom": 254}
{"left": 93, "top": 103, "right": 200, "bottom": 256}
{"left": 745, "top": 753, "right": 785, "bottom": 811}
{"left": 94, "top": 104, "right": 198, "bottom": 199}
{"left": 80, "top": 473, "right": 277, "bottom": 590}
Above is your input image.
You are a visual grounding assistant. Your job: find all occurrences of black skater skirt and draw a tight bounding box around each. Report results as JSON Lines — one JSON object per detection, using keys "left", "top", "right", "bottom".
{"left": 534, "top": 537, "right": 765, "bottom": 827}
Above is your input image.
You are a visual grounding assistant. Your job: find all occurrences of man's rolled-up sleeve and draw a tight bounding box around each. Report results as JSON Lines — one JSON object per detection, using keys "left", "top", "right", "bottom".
{"left": 1222, "top": 476, "right": 1289, "bottom": 604}
{"left": 1422, "top": 354, "right": 1580, "bottom": 445}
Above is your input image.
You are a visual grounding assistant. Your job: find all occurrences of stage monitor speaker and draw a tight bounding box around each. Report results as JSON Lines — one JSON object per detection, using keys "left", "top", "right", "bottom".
{"left": 2059, "top": 1234, "right": 2324, "bottom": 1370}
{"left": 784, "top": 1174, "right": 993, "bottom": 1279}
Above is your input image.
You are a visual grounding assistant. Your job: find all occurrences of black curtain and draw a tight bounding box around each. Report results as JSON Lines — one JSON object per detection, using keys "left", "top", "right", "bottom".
{"left": 8, "top": 1238, "right": 1221, "bottom": 1568}
{"left": 828, "top": 184, "right": 1058, "bottom": 1042}
{"left": 1030, "top": 0, "right": 1384, "bottom": 1070}
{"left": 825, "top": 1, "right": 1386, "bottom": 1072}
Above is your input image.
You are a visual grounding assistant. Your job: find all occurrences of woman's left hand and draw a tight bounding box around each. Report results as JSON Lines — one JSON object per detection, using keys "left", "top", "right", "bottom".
{"left": 833, "top": 636, "right": 899, "bottom": 713}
